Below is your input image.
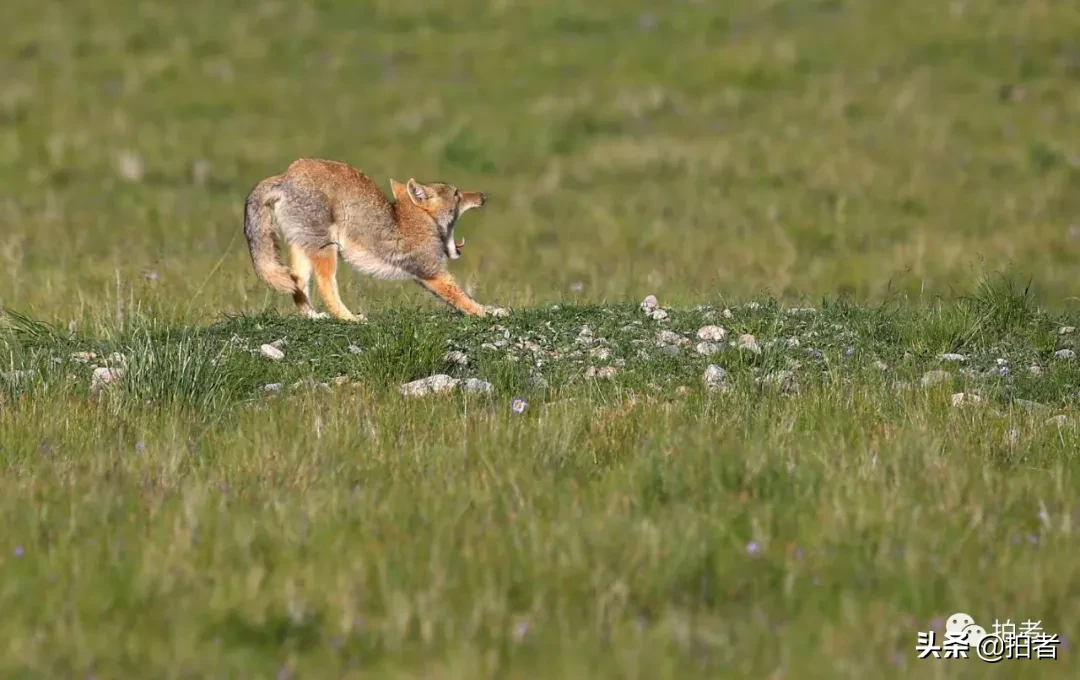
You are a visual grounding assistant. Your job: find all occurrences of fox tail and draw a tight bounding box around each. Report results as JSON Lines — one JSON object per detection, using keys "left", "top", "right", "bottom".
{"left": 243, "top": 179, "right": 295, "bottom": 293}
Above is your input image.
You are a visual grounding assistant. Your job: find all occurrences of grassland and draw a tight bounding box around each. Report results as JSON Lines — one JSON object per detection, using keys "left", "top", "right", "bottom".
{"left": 3, "top": 0, "right": 1080, "bottom": 677}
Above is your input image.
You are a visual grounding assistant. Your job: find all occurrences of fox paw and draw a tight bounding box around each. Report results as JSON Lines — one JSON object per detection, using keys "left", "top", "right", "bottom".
{"left": 485, "top": 306, "right": 510, "bottom": 318}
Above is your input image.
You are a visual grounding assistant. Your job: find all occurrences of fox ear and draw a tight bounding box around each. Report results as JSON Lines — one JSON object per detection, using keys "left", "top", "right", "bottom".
{"left": 406, "top": 178, "right": 427, "bottom": 205}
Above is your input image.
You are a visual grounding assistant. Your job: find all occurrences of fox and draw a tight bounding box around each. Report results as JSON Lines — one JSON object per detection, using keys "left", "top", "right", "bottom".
{"left": 242, "top": 157, "right": 507, "bottom": 320}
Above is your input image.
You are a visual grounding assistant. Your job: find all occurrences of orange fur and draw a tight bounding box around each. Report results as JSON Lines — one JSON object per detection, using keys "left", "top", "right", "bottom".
{"left": 242, "top": 158, "right": 504, "bottom": 319}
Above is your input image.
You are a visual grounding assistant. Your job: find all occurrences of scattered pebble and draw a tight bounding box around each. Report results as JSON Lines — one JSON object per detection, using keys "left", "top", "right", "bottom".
{"left": 950, "top": 392, "right": 982, "bottom": 407}
{"left": 737, "top": 334, "right": 762, "bottom": 355}
{"left": 191, "top": 158, "right": 212, "bottom": 185}
{"left": 656, "top": 330, "right": 689, "bottom": 347}
{"left": 1059, "top": 326, "right": 1076, "bottom": 335}
{"left": 695, "top": 341, "right": 723, "bottom": 356}
{"left": 585, "top": 366, "right": 618, "bottom": 380}
{"left": 399, "top": 374, "right": 460, "bottom": 397}
{"left": 589, "top": 347, "right": 611, "bottom": 361}
{"left": 786, "top": 337, "right": 801, "bottom": 349}
{"left": 696, "top": 325, "right": 727, "bottom": 342}
{"left": 90, "top": 367, "right": 124, "bottom": 395}
{"left": 114, "top": 150, "right": 145, "bottom": 182}
{"left": 443, "top": 350, "right": 469, "bottom": 365}
{"left": 1054, "top": 349, "right": 1075, "bottom": 361}
{"left": 649, "top": 309, "right": 669, "bottom": 321}
{"left": 640, "top": 295, "right": 658, "bottom": 313}
{"left": 292, "top": 378, "right": 331, "bottom": 392}
{"left": 348, "top": 344, "right": 364, "bottom": 355}
{"left": 260, "top": 344, "right": 285, "bottom": 361}
{"left": 921, "top": 370, "right": 951, "bottom": 387}
{"left": 703, "top": 364, "right": 729, "bottom": 392}
{"left": 873, "top": 360, "right": 888, "bottom": 371}
{"left": 721, "top": 309, "right": 733, "bottom": 319}
{"left": 463, "top": 378, "right": 494, "bottom": 393}
{"left": 940, "top": 353, "right": 967, "bottom": 363}
{"left": 262, "top": 383, "right": 282, "bottom": 393}
{"left": 1029, "top": 365, "right": 1043, "bottom": 376}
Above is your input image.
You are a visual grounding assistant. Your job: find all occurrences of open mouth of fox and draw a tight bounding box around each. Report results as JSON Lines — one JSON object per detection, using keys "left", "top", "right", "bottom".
{"left": 447, "top": 235, "right": 466, "bottom": 259}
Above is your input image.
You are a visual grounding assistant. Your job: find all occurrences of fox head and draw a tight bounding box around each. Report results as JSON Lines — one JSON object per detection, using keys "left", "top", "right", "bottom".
{"left": 391, "top": 177, "right": 486, "bottom": 260}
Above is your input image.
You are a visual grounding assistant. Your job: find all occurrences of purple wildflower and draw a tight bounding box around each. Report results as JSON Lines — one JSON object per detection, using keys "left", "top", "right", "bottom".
{"left": 1000, "top": 366, "right": 1010, "bottom": 377}
{"left": 14, "top": 545, "right": 24, "bottom": 558}
{"left": 511, "top": 398, "right": 528, "bottom": 415}
{"left": 746, "top": 541, "right": 761, "bottom": 554}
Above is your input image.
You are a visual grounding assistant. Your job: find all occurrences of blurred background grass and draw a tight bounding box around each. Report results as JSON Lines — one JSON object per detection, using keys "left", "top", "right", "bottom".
{"left": 3, "top": 0, "right": 1080, "bottom": 328}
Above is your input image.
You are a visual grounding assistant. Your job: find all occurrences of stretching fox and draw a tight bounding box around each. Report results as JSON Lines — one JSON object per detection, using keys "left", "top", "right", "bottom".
{"left": 243, "top": 158, "right": 505, "bottom": 320}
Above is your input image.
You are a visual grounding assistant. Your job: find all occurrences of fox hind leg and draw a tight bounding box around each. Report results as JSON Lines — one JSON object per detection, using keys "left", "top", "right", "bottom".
{"left": 288, "top": 245, "right": 326, "bottom": 319}
{"left": 310, "top": 245, "right": 363, "bottom": 321}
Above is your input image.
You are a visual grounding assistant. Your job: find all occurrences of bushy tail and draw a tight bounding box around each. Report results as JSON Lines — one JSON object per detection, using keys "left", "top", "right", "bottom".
{"left": 243, "top": 180, "right": 295, "bottom": 293}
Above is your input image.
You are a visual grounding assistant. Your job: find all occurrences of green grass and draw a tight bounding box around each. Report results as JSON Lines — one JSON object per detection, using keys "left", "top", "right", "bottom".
{"left": 3, "top": 0, "right": 1080, "bottom": 677}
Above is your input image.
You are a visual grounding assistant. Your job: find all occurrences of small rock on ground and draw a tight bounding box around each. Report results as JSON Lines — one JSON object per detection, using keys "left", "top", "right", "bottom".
{"left": 1059, "top": 326, "right": 1076, "bottom": 335}
{"left": 348, "top": 345, "right": 364, "bottom": 355}
{"left": 649, "top": 309, "right": 669, "bottom": 321}
{"left": 443, "top": 350, "right": 469, "bottom": 365}
{"left": 696, "top": 341, "right": 723, "bottom": 356}
{"left": 590, "top": 347, "right": 611, "bottom": 361}
{"left": 90, "top": 367, "right": 124, "bottom": 395}
{"left": 696, "top": 325, "right": 727, "bottom": 342}
{"left": 463, "top": 378, "right": 494, "bottom": 393}
{"left": 940, "top": 353, "right": 967, "bottom": 363}
{"left": 399, "top": 374, "right": 460, "bottom": 397}
{"left": 950, "top": 392, "right": 982, "bottom": 407}
{"left": 585, "top": 366, "right": 618, "bottom": 379}
{"left": 656, "top": 330, "right": 689, "bottom": 347}
{"left": 737, "top": 334, "right": 761, "bottom": 355}
{"left": 1054, "top": 349, "right": 1075, "bottom": 360}
{"left": 260, "top": 344, "right": 285, "bottom": 361}
{"left": 640, "top": 295, "right": 658, "bottom": 312}
{"left": 703, "top": 364, "right": 729, "bottom": 392}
